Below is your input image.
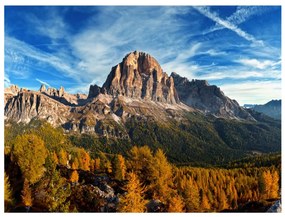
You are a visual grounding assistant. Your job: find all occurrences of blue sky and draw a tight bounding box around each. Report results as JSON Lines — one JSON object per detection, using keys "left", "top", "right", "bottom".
{"left": 4, "top": 6, "right": 281, "bottom": 105}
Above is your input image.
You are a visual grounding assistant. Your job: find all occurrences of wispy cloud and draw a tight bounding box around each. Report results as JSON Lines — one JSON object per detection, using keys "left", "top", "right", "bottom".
{"left": 237, "top": 58, "right": 277, "bottom": 70}
{"left": 205, "top": 6, "right": 270, "bottom": 35}
{"left": 4, "top": 74, "right": 11, "bottom": 88}
{"left": 36, "top": 78, "right": 50, "bottom": 87}
{"left": 194, "top": 6, "right": 263, "bottom": 46}
{"left": 220, "top": 80, "right": 281, "bottom": 105}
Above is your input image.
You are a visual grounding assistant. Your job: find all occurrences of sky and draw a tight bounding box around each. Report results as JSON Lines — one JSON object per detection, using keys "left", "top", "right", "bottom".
{"left": 4, "top": 6, "right": 281, "bottom": 105}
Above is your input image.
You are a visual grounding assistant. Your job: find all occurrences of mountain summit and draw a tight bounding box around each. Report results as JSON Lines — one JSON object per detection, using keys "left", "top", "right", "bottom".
{"left": 89, "top": 51, "right": 179, "bottom": 104}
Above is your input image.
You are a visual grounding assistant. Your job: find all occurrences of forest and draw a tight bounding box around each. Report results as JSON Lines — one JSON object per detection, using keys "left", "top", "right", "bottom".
{"left": 4, "top": 120, "right": 281, "bottom": 212}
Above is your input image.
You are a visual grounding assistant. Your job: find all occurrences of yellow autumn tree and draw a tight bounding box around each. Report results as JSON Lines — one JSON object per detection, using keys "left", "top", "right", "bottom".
{"left": 118, "top": 172, "right": 147, "bottom": 212}
{"left": 151, "top": 149, "right": 174, "bottom": 202}
{"left": 71, "top": 157, "right": 79, "bottom": 170}
{"left": 168, "top": 194, "right": 185, "bottom": 212}
{"left": 271, "top": 171, "right": 279, "bottom": 198}
{"left": 59, "top": 149, "right": 69, "bottom": 166}
{"left": 70, "top": 170, "right": 79, "bottom": 183}
{"left": 200, "top": 190, "right": 211, "bottom": 211}
{"left": 259, "top": 170, "right": 279, "bottom": 199}
{"left": 112, "top": 154, "right": 127, "bottom": 180}
{"left": 99, "top": 152, "right": 112, "bottom": 173}
{"left": 21, "top": 179, "right": 33, "bottom": 207}
{"left": 13, "top": 133, "right": 48, "bottom": 184}
{"left": 76, "top": 148, "right": 91, "bottom": 171}
{"left": 4, "top": 173, "right": 13, "bottom": 211}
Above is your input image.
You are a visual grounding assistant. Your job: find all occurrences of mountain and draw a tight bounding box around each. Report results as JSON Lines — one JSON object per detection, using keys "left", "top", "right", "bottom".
{"left": 250, "top": 100, "right": 281, "bottom": 120}
{"left": 4, "top": 51, "right": 281, "bottom": 165}
{"left": 89, "top": 51, "right": 179, "bottom": 104}
{"left": 171, "top": 72, "right": 254, "bottom": 120}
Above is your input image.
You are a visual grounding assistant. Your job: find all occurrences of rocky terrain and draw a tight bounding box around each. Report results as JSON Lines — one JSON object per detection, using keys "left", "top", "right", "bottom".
{"left": 4, "top": 51, "right": 281, "bottom": 165}
{"left": 171, "top": 72, "right": 254, "bottom": 120}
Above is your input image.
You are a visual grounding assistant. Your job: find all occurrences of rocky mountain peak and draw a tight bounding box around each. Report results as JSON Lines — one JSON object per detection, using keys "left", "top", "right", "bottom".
{"left": 90, "top": 51, "right": 179, "bottom": 104}
{"left": 39, "top": 84, "right": 46, "bottom": 92}
{"left": 5, "top": 84, "right": 20, "bottom": 95}
{"left": 171, "top": 73, "right": 254, "bottom": 120}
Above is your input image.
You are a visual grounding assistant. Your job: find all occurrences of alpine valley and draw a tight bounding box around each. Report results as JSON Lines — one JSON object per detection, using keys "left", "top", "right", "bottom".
{"left": 4, "top": 51, "right": 281, "bottom": 213}
{"left": 4, "top": 51, "right": 281, "bottom": 165}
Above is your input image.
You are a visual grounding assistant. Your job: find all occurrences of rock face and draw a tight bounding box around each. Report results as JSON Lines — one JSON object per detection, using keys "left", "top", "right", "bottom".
{"left": 89, "top": 51, "right": 179, "bottom": 104}
{"left": 252, "top": 100, "right": 281, "bottom": 120}
{"left": 4, "top": 90, "right": 70, "bottom": 125}
{"left": 171, "top": 72, "right": 254, "bottom": 120}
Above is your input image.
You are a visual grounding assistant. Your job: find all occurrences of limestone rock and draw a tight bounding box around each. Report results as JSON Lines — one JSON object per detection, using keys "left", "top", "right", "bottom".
{"left": 171, "top": 72, "right": 255, "bottom": 120}
{"left": 39, "top": 84, "right": 46, "bottom": 92}
{"left": 91, "top": 51, "right": 179, "bottom": 104}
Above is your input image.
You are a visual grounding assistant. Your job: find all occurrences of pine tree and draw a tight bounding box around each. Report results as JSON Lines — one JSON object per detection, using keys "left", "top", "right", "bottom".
{"left": 21, "top": 179, "right": 33, "bottom": 208}
{"left": 13, "top": 133, "right": 48, "bottom": 184}
{"left": 118, "top": 172, "right": 147, "bottom": 212}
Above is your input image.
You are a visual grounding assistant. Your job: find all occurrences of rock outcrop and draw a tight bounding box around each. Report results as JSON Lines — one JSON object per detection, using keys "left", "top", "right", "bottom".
{"left": 89, "top": 51, "right": 179, "bottom": 104}
{"left": 4, "top": 90, "right": 70, "bottom": 125}
{"left": 171, "top": 72, "right": 254, "bottom": 120}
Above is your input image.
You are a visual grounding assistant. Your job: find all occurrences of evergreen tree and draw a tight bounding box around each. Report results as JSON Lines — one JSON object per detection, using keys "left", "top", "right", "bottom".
{"left": 13, "top": 133, "right": 48, "bottom": 184}
{"left": 118, "top": 172, "right": 147, "bottom": 212}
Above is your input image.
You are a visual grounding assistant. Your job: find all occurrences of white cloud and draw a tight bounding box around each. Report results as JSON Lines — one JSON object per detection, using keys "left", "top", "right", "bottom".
{"left": 194, "top": 6, "right": 263, "bottom": 46}
{"left": 220, "top": 80, "right": 281, "bottom": 105}
{"left": 4, "top": 74, "right": 11, "bottom": 88}
{"left": 36, "top": 78, "right": 50, "bottom": 87}
{"left": 5, "top": 36, "right": 82, "bottom": 82}
{"left": 205, "top": 6, "right": 270, "bottom": 35}
{"left": 238, "top": 59, "right": 276, "bottom": 70}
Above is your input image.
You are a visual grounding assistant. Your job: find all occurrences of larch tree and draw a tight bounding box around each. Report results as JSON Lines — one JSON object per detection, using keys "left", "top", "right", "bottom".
{"left": 99, "top": 152, "right": 112, "bottom": 173}
{"left": 270, "top": 170, "right": 279, "bottom": 198}
{"left": 70, "top": 170, "right": 79, "bottom": 183}
{"left": 43, "top": 170, "right": 71, "bottom": 212}
{"left": 118, "top": 172, "right": 147, "bottom": 212}
{"left": 167, "top": 194, "right": 185, "bottom": 212}
{"left": 59, "top": 149, "right": 69, "bottom": 166}
{"left": 21, "top": 179, "right": 33, "bottom": 208}
{"left": 13, "top": 133, "right": 48, "bottom": 184}
{"left": 4, "top": 173, "right": 13, "bottom": 211}
{"left": 76, "top": 148, "right": 91, "bottom": 171}
{"left": 112, "top": 154, "right": 127, "bottom": 180}
{"left": 151, "top": 149, "right": 174, "bottom": 202}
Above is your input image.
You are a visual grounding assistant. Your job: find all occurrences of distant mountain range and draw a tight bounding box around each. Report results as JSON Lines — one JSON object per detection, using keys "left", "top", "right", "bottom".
{"left": 4, "top": 51, "right": 281, "bottom": 165}
{"left": 244, "top": 100, "right": 281, "bottom": 120}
